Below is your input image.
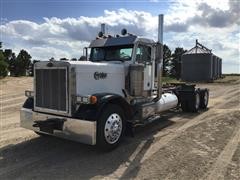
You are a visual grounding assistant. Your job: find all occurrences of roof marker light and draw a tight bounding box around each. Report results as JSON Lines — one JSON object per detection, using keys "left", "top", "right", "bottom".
{"left": 121, "top": 29, "right": 127, "bottom": 35}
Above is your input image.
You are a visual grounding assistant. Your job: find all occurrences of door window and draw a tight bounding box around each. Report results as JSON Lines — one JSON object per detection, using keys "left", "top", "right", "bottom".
{"left": 136, "top": 45, "right": 151, "bottom": 63}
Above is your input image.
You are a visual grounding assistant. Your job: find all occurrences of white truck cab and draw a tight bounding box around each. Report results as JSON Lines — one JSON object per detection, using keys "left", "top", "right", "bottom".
{"left": 20, "top": 15, "right": 209, "bottom": 150}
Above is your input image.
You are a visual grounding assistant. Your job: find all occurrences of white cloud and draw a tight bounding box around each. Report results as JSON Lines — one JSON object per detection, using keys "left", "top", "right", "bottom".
{"left": 0, "top": 1, "right": 239, "bottom": 73}
{"left": 165, "top": 0, "right": 239, "bottom": 73}
{"left": 0, "top": 9, "right": 157, "bottom": 60}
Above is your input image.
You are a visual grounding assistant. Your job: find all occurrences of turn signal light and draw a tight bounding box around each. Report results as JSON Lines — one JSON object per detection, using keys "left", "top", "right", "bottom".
{"left": 90, "top": 96, "right": 97, "bottom": 104}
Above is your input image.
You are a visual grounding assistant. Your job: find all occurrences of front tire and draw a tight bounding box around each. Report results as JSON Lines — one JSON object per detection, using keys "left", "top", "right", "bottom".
{"left": 97, "top": 104, "right": 126, "bottom": 151}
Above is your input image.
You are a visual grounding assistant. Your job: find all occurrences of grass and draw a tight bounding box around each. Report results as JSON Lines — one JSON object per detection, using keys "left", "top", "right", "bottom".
{"left": 162, "top": 75, "right": 240, "bottom": 85}
{"left": 162, "top": 76, "right": 180, "bottom": 84}
{"left": 213, "top": 75, "right": 240, "bottom": 84}
{"left": 223, "top": 74, "right": 240, "bottom": 76}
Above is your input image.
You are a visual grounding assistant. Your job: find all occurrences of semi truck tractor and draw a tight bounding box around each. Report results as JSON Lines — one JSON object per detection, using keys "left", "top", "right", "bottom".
{"left": 20, "top": 15, "right": 209, "bottom": 150}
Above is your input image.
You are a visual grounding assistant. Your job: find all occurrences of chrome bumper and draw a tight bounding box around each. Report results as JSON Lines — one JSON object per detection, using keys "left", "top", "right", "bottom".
{"left": 20, "top": 108, "right": 96, "bottom": 145}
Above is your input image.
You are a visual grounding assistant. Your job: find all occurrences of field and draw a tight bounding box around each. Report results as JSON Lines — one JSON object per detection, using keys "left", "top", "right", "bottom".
{"left": 0, "top": 76, "right": 240, "bottom": 179}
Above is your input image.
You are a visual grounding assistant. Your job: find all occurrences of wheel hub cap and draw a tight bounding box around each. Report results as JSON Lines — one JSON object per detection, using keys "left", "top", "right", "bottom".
{"left": 104, "top": 113, "right": 122, "bottom": 144}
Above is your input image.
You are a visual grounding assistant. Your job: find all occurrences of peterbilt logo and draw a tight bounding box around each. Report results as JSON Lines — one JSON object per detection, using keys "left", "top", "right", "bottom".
{"left": 94, "top": 72, "right": 107, "bottom": 80}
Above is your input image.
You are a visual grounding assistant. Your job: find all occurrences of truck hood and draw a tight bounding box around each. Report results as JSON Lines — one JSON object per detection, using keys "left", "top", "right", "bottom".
{"left": 70, "top": 61, "right": 124, "bottom": 74}
{"left": 70, "top": 61, "right": 125, "bottom": 97}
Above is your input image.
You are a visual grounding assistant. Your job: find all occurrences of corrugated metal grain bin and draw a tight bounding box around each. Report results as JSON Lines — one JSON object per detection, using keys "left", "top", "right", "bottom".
{"left": 182, "top": 53, "right": 213, "bottom": 81}
{"left": 181, "top": 40, "right": 214, "bottom": 82}
{"left": 212, "top": 55, "right": 217, "bottom": 79}
{"left": 219, "top": 58, "right": 222, "bottom": 77}
{"left": 217, "top": 56, "right": 220, "bottom": 78}
{"left": 181, "top": 40, "right": 222, "bottom": 82}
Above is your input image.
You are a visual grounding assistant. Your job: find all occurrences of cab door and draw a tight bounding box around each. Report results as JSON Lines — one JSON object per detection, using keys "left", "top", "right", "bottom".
{"left": 135, "top": 43, "right": 153, "bottom": 92}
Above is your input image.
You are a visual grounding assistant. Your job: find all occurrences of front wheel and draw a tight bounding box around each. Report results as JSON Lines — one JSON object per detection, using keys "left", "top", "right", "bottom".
{"left": 97, "top": 104, "right": 125, "bottom": 151}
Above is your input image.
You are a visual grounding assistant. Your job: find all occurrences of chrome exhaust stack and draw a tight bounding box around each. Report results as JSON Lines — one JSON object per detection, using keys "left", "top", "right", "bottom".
{"left": 101, "top": 23, "right": 106, "bottom": 34}
{"left": 156, "top": 14, "right": 164, "bottom": 100}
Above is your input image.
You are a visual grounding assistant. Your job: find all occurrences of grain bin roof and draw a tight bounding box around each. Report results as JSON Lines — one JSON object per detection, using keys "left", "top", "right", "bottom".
{"left": 184, "top": 39, "right": 212, "bottom": 55}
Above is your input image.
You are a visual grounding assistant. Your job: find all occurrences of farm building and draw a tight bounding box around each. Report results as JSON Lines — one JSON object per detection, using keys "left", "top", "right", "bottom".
{"left": 181, "top": 40, "right": 222, "bottom": 82}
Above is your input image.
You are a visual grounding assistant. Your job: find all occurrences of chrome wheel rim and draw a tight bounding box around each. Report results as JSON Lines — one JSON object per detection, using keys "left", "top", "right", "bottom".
{"left": 104, "top": 113, "right": 122, "bottom": 144}
{"left": 195, "top": 93, "right": 200, "bottom": 109}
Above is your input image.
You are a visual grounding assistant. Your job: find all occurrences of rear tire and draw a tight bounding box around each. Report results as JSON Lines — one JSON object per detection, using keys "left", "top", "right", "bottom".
{"left": 97, "top": 104, "right": 126, "bottom": 151}
{"left": 188, "top": 91, "right": 200, "bottom": 112}
{"left": 181, "top": 101, "right": 189, "bottom": 112}
{"left": 200, "top": 90, "right": 209, "bottom": 109}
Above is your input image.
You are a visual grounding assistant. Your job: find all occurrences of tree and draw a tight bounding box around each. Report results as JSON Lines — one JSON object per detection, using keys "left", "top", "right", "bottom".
{"left": 10, "top": 50, "right": 31, "bottom": 76}
{"left": 8, "top": 53, "right": 17, "bottom": 76}
{"left": 163, "top": 44, "right": 172, "bottom": 76}
{"left": 3, "top": 49, "right": 13, "bottom": 61}
{"left": 0, "top": 51, "right": 8, "bottom": 77}
{"left": 17, "top": 50, "right": 31, "bottom": 76}
{"left": 169, "top": 47, "right": 187, "bottom": 79}
{"left": 79, "top": 56, "right": 87, "bottom": 61}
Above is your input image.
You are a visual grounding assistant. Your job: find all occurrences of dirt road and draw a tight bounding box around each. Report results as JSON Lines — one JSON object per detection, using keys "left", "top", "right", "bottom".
{"left": 0, "top": 76, "right": 239, "bottom": 180}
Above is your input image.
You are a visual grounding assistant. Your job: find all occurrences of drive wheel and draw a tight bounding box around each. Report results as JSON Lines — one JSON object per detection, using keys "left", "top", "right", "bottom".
{"left": 189, "top": 91, "right": 200, "bottom": 112}
{"left": 97, "top": 104, "right": 125, "bottom": 151}
{"left": 200, "top": 90, "right": 209, "bottom": 109}
{"left": 181, "top": 101, "right": 189, "bottom": 112}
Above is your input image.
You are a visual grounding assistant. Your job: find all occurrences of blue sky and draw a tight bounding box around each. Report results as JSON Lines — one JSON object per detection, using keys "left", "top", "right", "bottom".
{"left": 0, "top": 0, "right": 239, "bottom": 73}
{"left": 2, "top": 0, "right": 170, "bottom": 21}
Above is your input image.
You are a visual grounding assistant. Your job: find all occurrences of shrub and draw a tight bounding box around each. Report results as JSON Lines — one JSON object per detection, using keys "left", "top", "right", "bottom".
{"left": 0, "top": 60, "right": 8, "bottom": 77}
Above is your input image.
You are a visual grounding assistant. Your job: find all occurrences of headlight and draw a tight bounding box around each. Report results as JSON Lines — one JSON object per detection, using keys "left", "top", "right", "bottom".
{"left": 25, "top": 90, "right": 34, "bottom": 98}
{"left": 76, "top": 95, "right": 97, "bottom": 104}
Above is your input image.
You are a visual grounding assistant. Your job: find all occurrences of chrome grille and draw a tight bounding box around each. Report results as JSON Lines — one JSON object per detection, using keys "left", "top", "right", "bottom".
{"left": 35, "top": 68, "right": 68, "bottom": 112}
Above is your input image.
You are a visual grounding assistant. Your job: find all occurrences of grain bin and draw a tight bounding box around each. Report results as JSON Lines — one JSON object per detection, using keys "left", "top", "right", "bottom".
{"left": 219, "top": 58, "right": 222, "bottom": 77}
{"left": 217, "top": 57, "right": 220, "bottom": 78}
{"left": 181, "top": 40, "right": 213, "bottom": 82}
{"left": 181, "top": 39, "right": 223, "bottom": 82}
{"left": 212, "top": 55, "right": 217, "bottom": 79}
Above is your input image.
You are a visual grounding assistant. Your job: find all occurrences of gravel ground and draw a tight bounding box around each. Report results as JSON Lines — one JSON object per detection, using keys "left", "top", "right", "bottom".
{"left": 0, "top": 76, "right": 239, "bottom": 180}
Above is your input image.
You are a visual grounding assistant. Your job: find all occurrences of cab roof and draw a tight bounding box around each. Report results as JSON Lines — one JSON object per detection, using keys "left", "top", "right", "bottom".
{"left": 89, "top": 35, "right": 155, "bottom": 48}
{"left": 89, "top": 35, "right": 137, "bottom": 48}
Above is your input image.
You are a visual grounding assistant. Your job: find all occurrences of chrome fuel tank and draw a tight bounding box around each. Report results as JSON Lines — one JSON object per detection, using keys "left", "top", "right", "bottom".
{"left": 141, "top": 93, "right": 178, "bottom": 119}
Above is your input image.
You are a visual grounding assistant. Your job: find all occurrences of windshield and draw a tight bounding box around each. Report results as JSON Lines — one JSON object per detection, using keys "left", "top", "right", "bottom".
{"left": 90, "top": 45, "right": 133, "bottom": 62}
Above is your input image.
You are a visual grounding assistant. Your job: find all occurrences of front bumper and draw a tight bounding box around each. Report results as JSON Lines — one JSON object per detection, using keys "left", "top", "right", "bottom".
{"left": 20, "top": 108, "right": 96, "bottom": 145}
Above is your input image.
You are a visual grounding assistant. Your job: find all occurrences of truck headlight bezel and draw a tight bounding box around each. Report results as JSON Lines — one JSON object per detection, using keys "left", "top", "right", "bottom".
{"left": 76, "top": 95, "right": 97, "bottom": 104}
{"left": 25, "top": 90, "right": 34, "bottom": 98}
